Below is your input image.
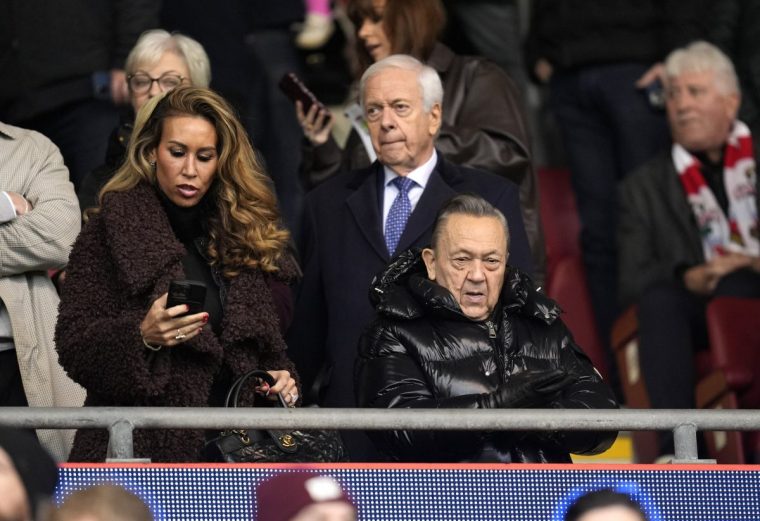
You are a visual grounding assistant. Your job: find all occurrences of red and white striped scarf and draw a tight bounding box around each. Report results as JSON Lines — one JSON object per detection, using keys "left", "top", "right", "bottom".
{"left": 672, "top": 120, "right": 759, "bottom": 261}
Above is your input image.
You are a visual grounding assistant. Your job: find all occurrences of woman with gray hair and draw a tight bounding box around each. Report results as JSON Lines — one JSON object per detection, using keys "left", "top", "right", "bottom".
{"left": 78, "top": 29, "right": 211, "bottom": 211}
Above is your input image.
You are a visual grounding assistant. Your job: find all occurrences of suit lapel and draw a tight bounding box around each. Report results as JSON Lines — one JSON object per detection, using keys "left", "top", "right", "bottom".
{"left": 397, "top": 157, "right": 458, "bottom": 251}
{"left": 664, "top": 159, "right": 703, "bottom": 259}
{"left": 346, "top": 164, "right": 389, "bottom": 261}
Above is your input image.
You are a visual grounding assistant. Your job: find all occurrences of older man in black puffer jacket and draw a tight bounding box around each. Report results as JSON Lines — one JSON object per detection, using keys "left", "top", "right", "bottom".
{"left": 356, "top": 194, "right": 618, "bottom": 463}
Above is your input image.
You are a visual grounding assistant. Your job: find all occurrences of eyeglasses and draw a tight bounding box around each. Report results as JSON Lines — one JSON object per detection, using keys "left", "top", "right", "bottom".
{"left": 127, "top": 72, "right": 185, "bottom": 94}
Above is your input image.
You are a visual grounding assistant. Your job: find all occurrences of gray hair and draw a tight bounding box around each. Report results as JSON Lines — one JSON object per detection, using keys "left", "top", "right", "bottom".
{"left": 664, "top": 40, "right": 739, "bottom": 96}
{"left": 359, "top": 54, "right": 443, "bottom": 113}
{"left": 430, "top": 194, "right": 510, "bottom": 250}
{"left": 125, "top": 29, "right": 211, "bottom": 88}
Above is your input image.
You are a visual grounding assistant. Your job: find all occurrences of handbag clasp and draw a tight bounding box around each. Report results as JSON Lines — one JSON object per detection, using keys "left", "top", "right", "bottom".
{"left": 279, "top": 434, "right": 296, "bottom": 448}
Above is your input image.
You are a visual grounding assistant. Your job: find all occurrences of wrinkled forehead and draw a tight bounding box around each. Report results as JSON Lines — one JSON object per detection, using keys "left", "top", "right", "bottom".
{"left": 364, "top": 68, "right": 422, "bottom": 100}
{"left": 438, "top": 215, "right": 508, "bottom": 253}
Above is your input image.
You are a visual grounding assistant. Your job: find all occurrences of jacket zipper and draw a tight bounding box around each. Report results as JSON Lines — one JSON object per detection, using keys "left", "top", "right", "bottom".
{"left": 485, "top": 319, "right": 497, "bottom": 339}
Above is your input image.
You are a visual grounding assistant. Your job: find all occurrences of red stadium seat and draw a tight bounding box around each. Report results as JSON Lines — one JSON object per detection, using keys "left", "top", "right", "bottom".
{"left": 698, "top": 297, "right": 760, "bottom": 463}
{"left": 537, "top": 167, "right": 609, "bottom": 379}
{"left": 611, "top": 306, "right": 661, "bottom": 462}
{"left": 613, "top": 296, "right": 758, "bottom": 463}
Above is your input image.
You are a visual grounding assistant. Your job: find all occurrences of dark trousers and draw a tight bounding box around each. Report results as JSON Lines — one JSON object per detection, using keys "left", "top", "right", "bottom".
{"left": 550, "top": 63, "right": 670, "bottom": 353}
{"left": 22, "top": 98, "right": 120, "bottom": 191}
{"left": 637, "top": 269, "right": 760, "bottom": 453}
{"left": 245, "top": 29, "right": 305, "bottom": 241}
{"left": 0, "top": 349, "right": 28, "bottom": 406}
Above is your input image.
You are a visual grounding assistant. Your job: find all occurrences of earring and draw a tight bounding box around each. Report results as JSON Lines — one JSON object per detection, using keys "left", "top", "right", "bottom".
{"left": 149, "top": 160, "right": 156, "bottom": 169}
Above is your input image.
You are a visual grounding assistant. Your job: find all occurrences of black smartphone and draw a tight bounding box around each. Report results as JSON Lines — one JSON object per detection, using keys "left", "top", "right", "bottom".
{"left": 645, "top": 79, "right": 665, "bottom": 109}
{"left": 166, "top": 280, "right": 207, "bottom": 316}
{"left": 278, "top": 72, "right": 331, "bottom": 122}
{"left": 92, "top": 71, "right": 111, "bottom": 101}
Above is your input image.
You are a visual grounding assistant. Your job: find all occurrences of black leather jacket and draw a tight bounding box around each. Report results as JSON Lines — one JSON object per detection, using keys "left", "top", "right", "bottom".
{"left": 355, "top": 250, "right": 618, "bottom": 463}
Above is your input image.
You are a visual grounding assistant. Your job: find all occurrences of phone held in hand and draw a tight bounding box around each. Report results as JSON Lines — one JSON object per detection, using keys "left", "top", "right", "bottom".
{"left": 166, "top": 280, "right": 207, "bottom": 316}
{"left": 645, "top": 78, "right": 665, "bottom": 109}
{"left": 278, "top": 72, "right": 332, "bottom": 123}
{"left": 92, "top": 71, "right": 111, "bottom": 101}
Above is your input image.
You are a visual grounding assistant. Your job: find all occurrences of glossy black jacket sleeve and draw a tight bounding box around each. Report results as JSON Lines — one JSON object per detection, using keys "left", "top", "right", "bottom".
{"left": 535, "top": 321, "right": 619, "bottom": 455}
{"left": 356, "top": 318, "right": 492, "bottom": 461}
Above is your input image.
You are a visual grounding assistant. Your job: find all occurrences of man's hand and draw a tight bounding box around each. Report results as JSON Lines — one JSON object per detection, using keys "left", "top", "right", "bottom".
{"left": 534, "top": 58, "right": 554, "bottom": 84}
{"left": 478, "top": 369, "right": 575, "bottom": 409}
{"left": 110, "top": 69, "right": 129, "bottom": 105}
{"left": 6, "top": 192, "right": 33, "bottom": 216}
{"left": 683, "top": 252, "right": 755, "bottom": 294}
{"left": 635, "top": 62, "right": 664, "bottom": 89}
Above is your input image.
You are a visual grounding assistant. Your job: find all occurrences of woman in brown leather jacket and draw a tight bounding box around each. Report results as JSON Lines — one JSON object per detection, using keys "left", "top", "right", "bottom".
{"left": 296, "top": 0, "right": 545, "bottom": 283}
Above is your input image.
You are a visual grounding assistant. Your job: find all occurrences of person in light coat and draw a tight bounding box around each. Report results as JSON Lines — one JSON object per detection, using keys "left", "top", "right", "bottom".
{"left": 0, "top": 121, "right": 86, "bottom": 461}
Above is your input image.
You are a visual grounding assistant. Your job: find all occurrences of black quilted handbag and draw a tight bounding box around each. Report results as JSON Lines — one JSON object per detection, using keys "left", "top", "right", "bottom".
{"left": 204, "top": 369, "right": 348, "bottom": 463}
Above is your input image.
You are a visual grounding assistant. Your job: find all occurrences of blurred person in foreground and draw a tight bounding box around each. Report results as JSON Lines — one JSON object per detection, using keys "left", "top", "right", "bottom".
{"left": 256, "top": 473, "right": 356, "bottom": 521}
{"left": 287, "top": 55, "right": 533, "bottom": 460}
{"left": 78, "top": 29, "right": 212, "bottom": 213}
{"left": 618, "top": 41, "right": 760, "bottom": 457}
{"left": 564, "top": 489, "right": 648, "bottom": 521}
{"left": 51, "top": 484, "right": 152, "bottom": 521}
{"left": 356, "top": 194, "right": 617, "bottom": 462}
{"left": 296, "top": 0, "right": 545, "bottom": 284}
{"left": 0, "top": 121, "right": 85, "bottom": 461}
{"left": 0, "top": 427, "right": 58, "bottom": 521}
{"left": 55, "top": 86, "right": 300, "bottom": 462}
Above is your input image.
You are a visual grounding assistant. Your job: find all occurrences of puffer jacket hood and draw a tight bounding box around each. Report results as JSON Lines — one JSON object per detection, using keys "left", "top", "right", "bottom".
{"left": 369, "top": 248, "right": 560, "bottom": 324}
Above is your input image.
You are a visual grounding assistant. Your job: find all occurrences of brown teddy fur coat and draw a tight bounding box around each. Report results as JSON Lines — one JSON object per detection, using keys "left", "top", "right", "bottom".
{"left": 55, "top": 182, "right": 299, "bottom": 462}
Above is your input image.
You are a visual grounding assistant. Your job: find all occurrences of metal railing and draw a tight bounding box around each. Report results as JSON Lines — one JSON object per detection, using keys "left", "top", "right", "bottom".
{"left": 2, "top": 407, "right": 759, "bottom": 463}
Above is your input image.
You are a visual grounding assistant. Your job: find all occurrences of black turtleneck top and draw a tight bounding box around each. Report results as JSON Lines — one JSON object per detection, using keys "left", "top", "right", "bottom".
{"left": 159, "top": 190, "right": 223, "bottom": 336}
{"left": 695, "top": 150, "right": 729, "bottom": 215}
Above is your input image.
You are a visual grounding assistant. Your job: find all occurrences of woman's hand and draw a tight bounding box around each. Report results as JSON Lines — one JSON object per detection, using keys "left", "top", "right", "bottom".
{"left": 139, "top": 293, "right": 208, "bottom": 348}
{"left": 296, "top": 100, "right": 333, "bottom": 146}
{"left": 257, "top": 370, "right": 298, "bottom": 406}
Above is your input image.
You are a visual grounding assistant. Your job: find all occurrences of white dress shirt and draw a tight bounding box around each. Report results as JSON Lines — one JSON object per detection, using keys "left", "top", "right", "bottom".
{"left": 0, "top": 192, "right": 17, "bottom": 223}
{"left": 382, "top": 150, "right": 438, "bottom": 233}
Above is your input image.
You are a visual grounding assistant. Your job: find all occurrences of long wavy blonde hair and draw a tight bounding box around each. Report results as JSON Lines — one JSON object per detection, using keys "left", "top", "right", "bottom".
{"left": 94, "top": 86, "right": 290, "bottom": 275}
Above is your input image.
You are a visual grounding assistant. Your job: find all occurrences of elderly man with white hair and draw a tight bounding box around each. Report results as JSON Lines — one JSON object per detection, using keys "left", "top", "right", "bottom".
{"left": 287, "top": 54, "right": 533, "bottom": 461}
{"left": 356, "top": 194, "right": 617, "bottom": 463}
{"left": 618, "top": 41, "right": 760, "bottom": 457}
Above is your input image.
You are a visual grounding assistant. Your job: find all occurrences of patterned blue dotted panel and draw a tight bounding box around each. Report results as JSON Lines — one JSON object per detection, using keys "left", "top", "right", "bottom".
{"left": 56, "top": 466, "right": 760, "bottom": 520}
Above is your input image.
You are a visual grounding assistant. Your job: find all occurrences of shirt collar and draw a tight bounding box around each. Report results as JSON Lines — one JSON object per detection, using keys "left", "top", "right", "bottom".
{"left": 383, "top": 149, "right": 437, "bottom": 189}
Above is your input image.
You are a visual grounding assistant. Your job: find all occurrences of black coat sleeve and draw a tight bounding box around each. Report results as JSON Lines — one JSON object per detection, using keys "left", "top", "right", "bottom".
{"left": 535, "top": 321, "right": 619, "bottom": 455}
{"left": 285, "top": 195, "right": 329, "bottom": 402}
